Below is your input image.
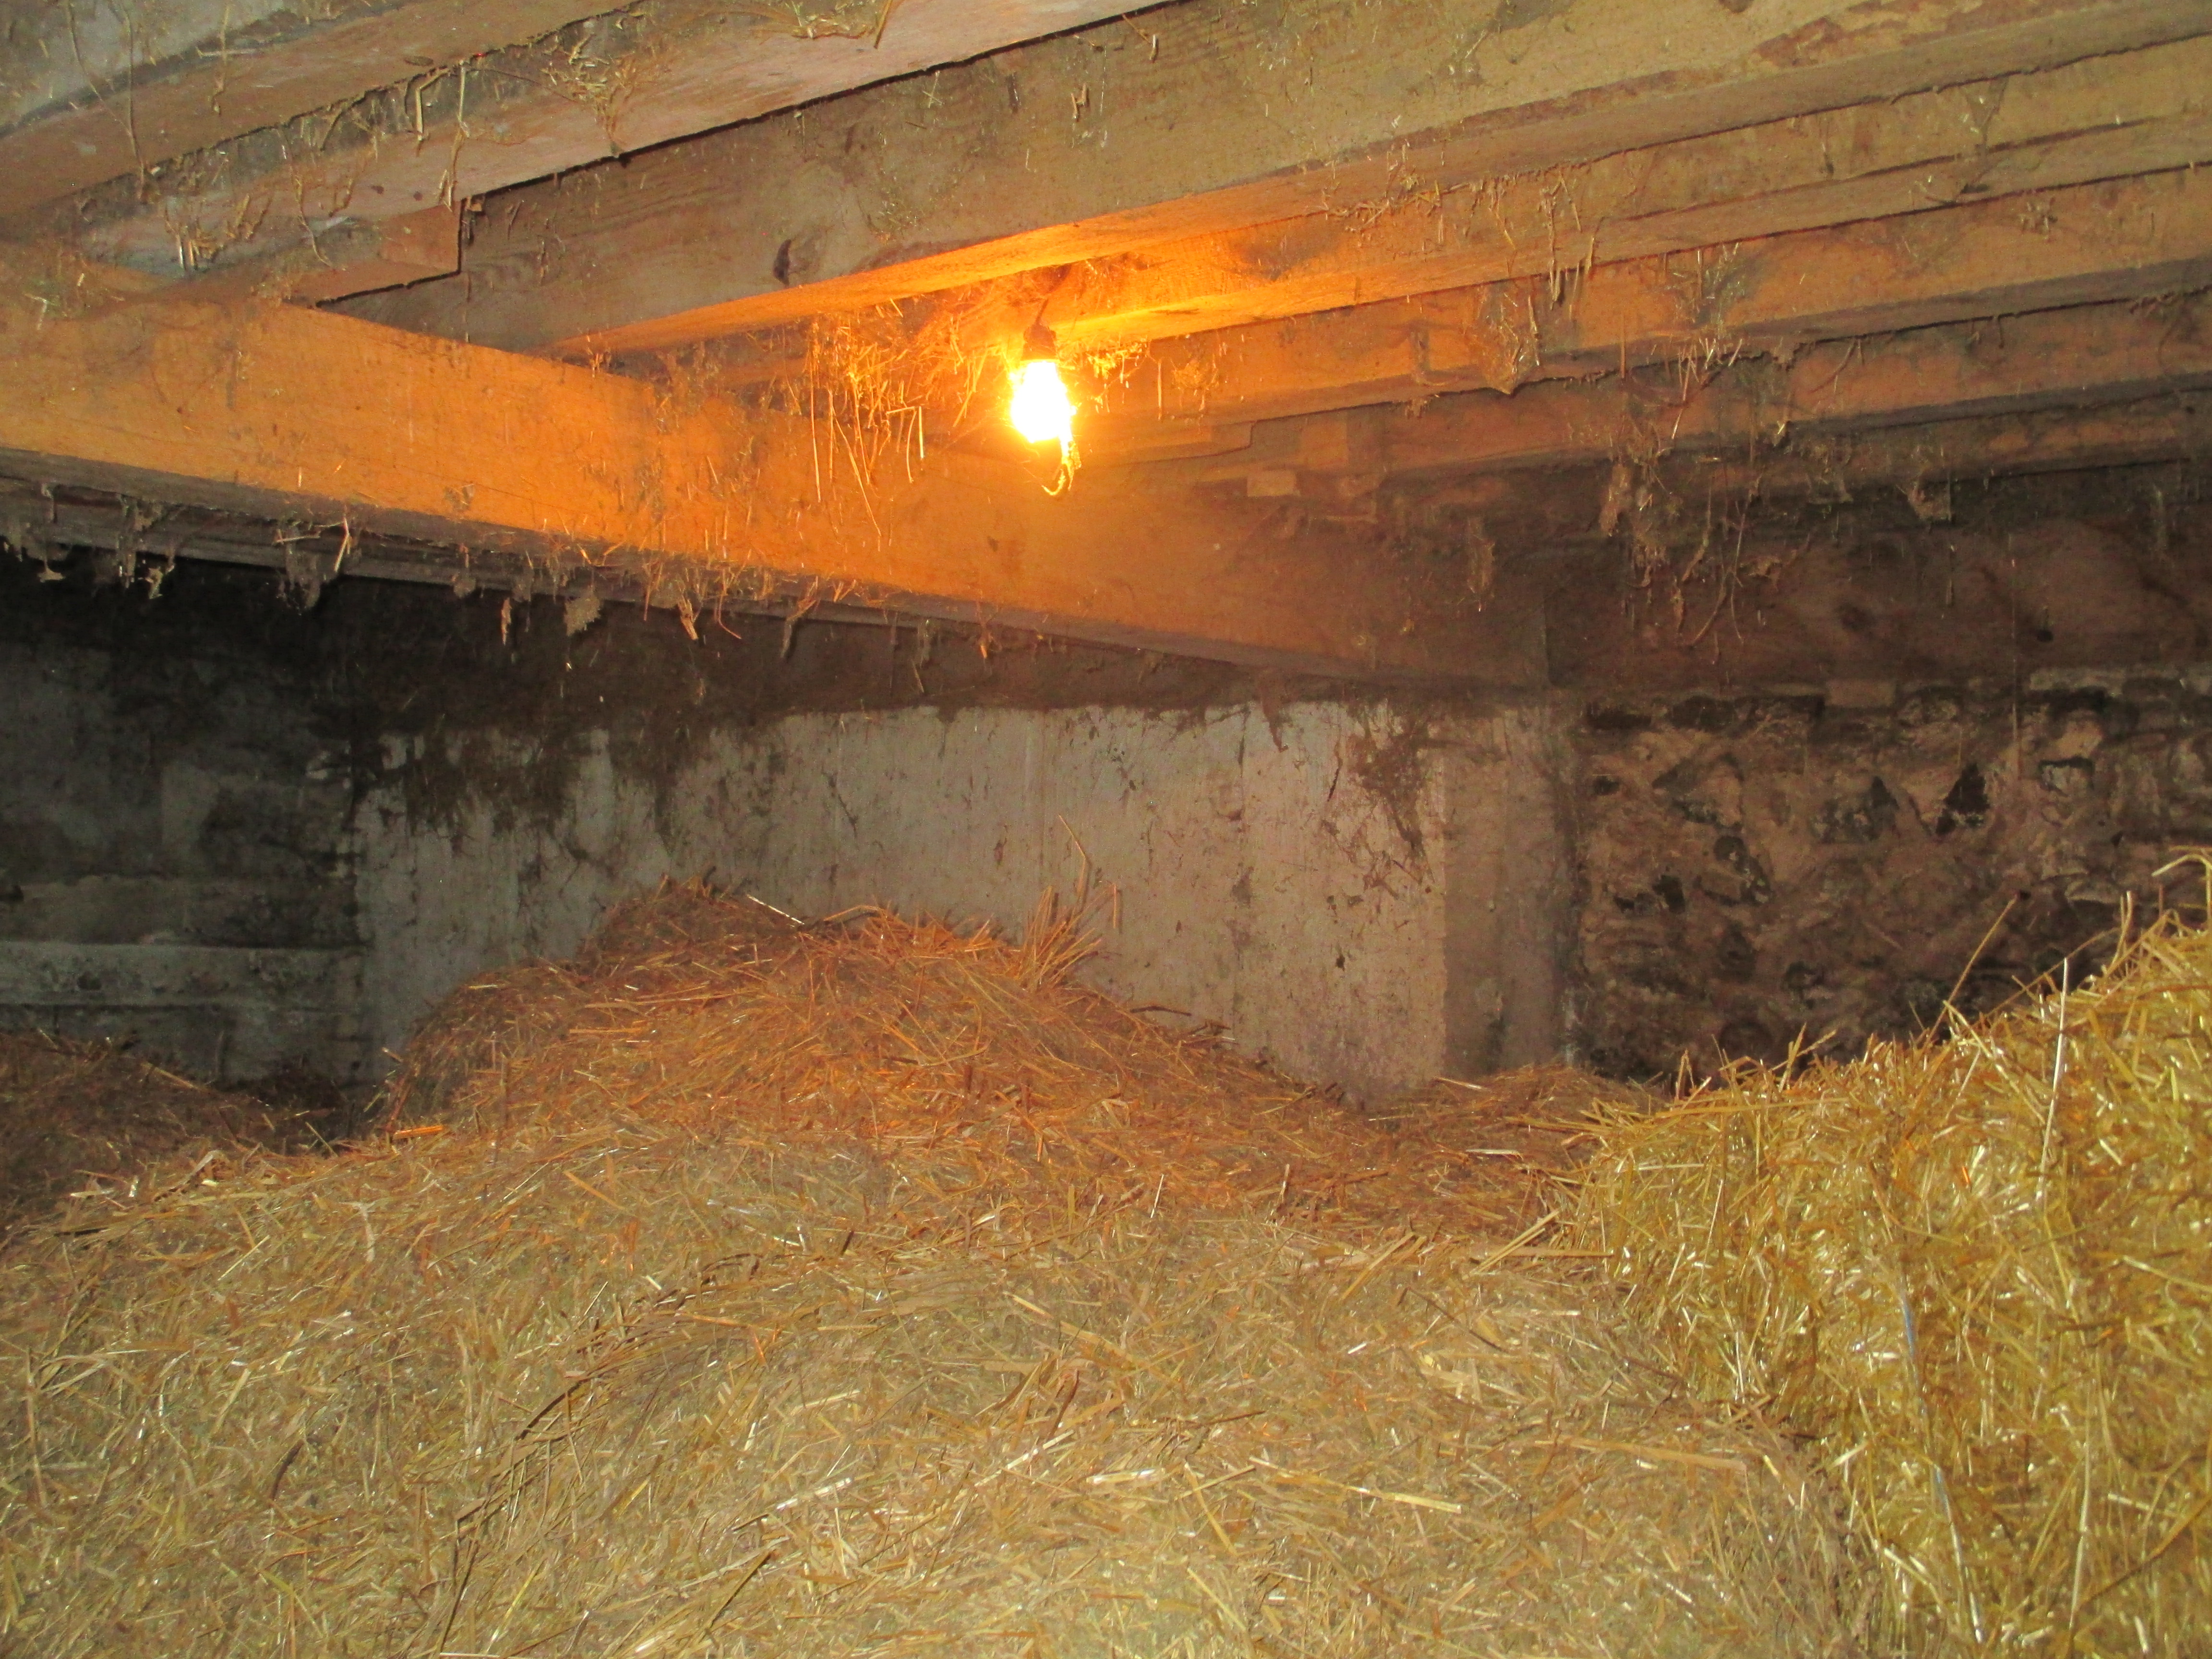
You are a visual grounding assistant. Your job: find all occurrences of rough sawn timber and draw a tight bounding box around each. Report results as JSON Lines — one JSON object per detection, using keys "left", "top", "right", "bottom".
{"left": 62, "top": 0, "right": 1150, "bottom": 279}
{"left": 0, "top": 294, "right": 1519, "bottom": 682}
{"left": 342, "top": 0, "right": 2212, "bottom": 355}
{"left": 1044, "top": 35, "right": 2212, "bottom": 353}
{"left": 1082, "top": 163, "right": 2212, "bottom": 452}
{"left": 1361, "top": 294, "right": 2212, "bottom": 481}
{"left": 1131, "top": 298, "right": 2212, "bottom": 508}
{"left": 0, "top": 0, "right": 609, "bottom": 218}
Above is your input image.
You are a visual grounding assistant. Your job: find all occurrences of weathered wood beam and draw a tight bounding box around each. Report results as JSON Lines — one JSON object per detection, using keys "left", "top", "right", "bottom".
{"left": 162, "top": 207, "right": 464, "bottom": 306}
{"left": 1358, "top": 294, "right": 2212, "bottom": 483}
{"left": 1343, "top": 395, "right": 2212, "bottom": 557}
{"left": 0, "top": 478, "right": 914, "bottom": 635}
{"left": 587, "top": 32, "right": 2212, "bottom": 413}
{"left": 343, "top": 0, "right": 2212, "bottom": 356}
{"left": 0, "top": 0, "right": 610, "bottom": 217}
{"left": 1530, "top": 395, "right": 2212, "bottom": 536}
{"left": 1085, "top": 163, "right": 2212, "bottom": 454}
{"left": 1125, "top": 296, "right": 2212, "bottom": 528}
{"left": 681, "top": 155, "right": 2212, "bottom": 466}
{"left": 0, "top": 282, "right": 1523, "bottom": 682}
{"left": 55, "top": 0, "right": 1147, "bottom": 279}
{"left": 1731, "top": 396, "right": 2212, "bottom": 495}
{"left": 1047, "top": 36, "right": 2212, "bottom": 353}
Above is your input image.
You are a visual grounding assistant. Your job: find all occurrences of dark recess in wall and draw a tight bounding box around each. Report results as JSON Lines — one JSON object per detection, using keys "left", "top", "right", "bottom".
{"left": 1542, "top": 459, "right": 2212, "bottom": 690}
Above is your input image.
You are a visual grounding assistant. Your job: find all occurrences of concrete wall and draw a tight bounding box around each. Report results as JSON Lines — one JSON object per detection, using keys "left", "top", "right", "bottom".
{"left": 0, "top": 618, "right": 367, "bottom": 1085}
{"left": 357, "top": 699, "right": 1572, "bottom": 1100}
{"left": 0, "top": 558, "right": 1576, "bottom": 1102}
{"left": 1443, "top": 703, "right": 1576, "bottom": 1079}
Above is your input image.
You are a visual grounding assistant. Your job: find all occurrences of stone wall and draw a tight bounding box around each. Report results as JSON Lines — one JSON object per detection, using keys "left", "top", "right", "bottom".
{"left": 1573, "top": 671, "right": 2212, "bottom": 1077}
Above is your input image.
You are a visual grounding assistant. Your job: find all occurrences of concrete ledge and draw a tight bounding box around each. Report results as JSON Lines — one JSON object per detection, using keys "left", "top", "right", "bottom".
{"left": 0, "top": 942, "right": 357, "bottom": 1007}
{"left": 0, "top": 877, "right": 357, "bottom": 950}
{"left": 0, "top": 942, "right": 366, "bottom": 1083}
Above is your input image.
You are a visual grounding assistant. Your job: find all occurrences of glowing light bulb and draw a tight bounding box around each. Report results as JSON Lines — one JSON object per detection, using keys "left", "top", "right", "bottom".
{"left": 1009, "top": 356, "right": 1074, "bottom": 448}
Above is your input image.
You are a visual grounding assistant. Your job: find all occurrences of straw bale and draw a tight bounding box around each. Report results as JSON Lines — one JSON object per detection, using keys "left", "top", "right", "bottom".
{"left": 1575, "top": 913, "right": 2212, "bottom": 1655}
{"left": 0, "top": 886, "right": 1864, "bottom": 1656}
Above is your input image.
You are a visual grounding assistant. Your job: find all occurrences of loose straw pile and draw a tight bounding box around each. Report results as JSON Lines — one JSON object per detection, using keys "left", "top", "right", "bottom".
{"left": 1576, "top": 912, "right": 2212, "bottom": 1654}
{"left": 0, "top": 1031, "right": 321, "bottom": 1238}
{"left": 0, "top": 885, "right": 1861, "bottom": 1657}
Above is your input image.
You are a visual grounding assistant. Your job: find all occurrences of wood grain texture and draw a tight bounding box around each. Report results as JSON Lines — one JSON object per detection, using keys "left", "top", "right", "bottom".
{"left": 338, "top": 0, "right": 2212, "bottom": 354}
{"left": 0, "top": 289, "right": 1523, "bottom": 680}
{"left": 1122, "top": 296, "right": 2212, "bottom": 517}
{"left": 1368, "top": 293, "right": 2212, "bottom": 480}
{"left": 65, "top": 0, "right": 1142, "bottom": 275}
{"left": 1043, "top": 37, "right": 2212, "bottom": 353}
{"left": 0, "top": 0, "right": 606, "bottom": 216}
{"left": 1081, "top": 163, "right": 2212, "bottom": 449}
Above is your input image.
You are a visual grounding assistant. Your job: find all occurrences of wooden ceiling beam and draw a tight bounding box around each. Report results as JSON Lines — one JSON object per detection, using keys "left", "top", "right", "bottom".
{"left": 1480, "top": 395, "right": 2212, "bottom": 529}
{"left": 1728, "top": 397, "right": 2212, "bottom": 495}
{"left": 0, "top": 480, "right": 919, "bottom": 635}
{"left": 51, "top": 0, "right": 1148, "bottom": 282}
{"left": 340, "top": 0, "right": 2212, "bottom": 356}
{"left": 0, "top": 280, "right": 1524, "bottom": 683}
{"left": 709, "top": 36, "right": 2212, "bottom": 437}
{"left": 1084, "top": 163, "right": 2212, "bottom": 455}
{"left": 157, "top": 208, "right": 465, "bottom": 307}
{"left": 1048, "top": 35, "right": 2212, "bottom": 354}
{"left": 0, "top": 0, "right": 611, "bottom": 218}
{"left": 1352, "top": 294, "right": 2212, "bottom": 483}
{"left": 1126, "top": 300, "right": 2212, "bottom": 531}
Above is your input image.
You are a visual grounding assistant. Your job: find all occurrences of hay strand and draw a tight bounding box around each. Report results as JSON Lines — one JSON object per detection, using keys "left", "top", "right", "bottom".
{"left": 1575, "top": 910, "right": 2212, "bottom": 1654}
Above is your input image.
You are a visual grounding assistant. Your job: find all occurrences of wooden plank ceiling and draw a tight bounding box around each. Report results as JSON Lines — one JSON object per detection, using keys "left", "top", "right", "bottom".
{"left": 1, "top": 0, "right": 2209, "bottom": 683}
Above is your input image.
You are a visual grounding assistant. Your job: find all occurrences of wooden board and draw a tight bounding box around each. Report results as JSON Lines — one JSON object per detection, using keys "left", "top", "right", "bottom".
{"left": 1366, "top": 293, "right": 2212, "bottom": 481}
{"left": 62, "top": 0, "right": 1148, "bottom": 277}
{"left": 1598, "top": 397, "right": 2212, "bottom": 521}
{"left": 1045, "top": 37, "right": 2212, "bottom": 353}
{"left": 1082, "top": 164, "right": 2212, "bottom": 451}
{"left": 337, "top": 0, "right": 2212, "bottom": 354}
{"left": 152, "top": 208, "right": 465, "bottom": 307}
{"left": 0, "top": 0, "right": 608, "bottom": 217}
{"left": 0, "top": 283, "right": 1529, "bottom": 683}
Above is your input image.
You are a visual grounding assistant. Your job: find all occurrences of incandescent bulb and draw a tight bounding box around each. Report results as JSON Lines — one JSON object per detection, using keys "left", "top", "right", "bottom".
{"left": 1008, "top": 356, "right": 1074, "bottom": 448}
